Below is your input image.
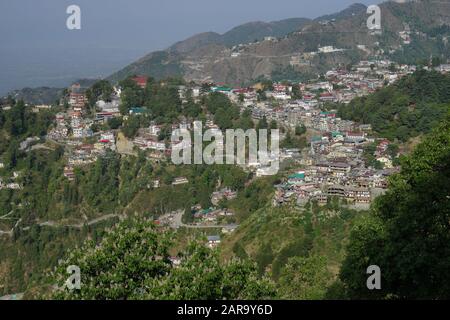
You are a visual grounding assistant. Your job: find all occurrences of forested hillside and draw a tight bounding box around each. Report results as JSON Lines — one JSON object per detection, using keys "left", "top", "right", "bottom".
{"left": 340, "top": 111, "right": 450, "bottom": 299}
{"left": 337, "top": 70, "right": 450, "bottom": 141}
{"left": 0, "top": 94, "right": 270, "bottom": 295}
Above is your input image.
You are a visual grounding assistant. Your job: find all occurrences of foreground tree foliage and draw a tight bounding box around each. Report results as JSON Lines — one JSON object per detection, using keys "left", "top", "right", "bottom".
{"left": 278, "top": 255, "right": 333, "bottom": 300}
{"left": 47, "top": 217, "right": 275, "bottom": 300}
{"left": 146, "top": 242, "right": 275, "bottom": 300}
{"left": 340, "top": 112, "right": 450, "bottom": 299}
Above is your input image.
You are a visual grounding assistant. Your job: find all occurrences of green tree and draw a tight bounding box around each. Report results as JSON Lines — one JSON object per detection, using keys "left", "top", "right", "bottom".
{"left": 214, "top": 108, "right": 233, "bottom": 129}
{"left": 122, "top": 116, "right": 141, "bottom": 138}
{"left": 337, "top": 70, "right": 450, "bottom": 141}
{"left": 295, "top": 124, "right": 306, "bottom": 136}
{"left": 257, "top": 116, "right": 268, "bottom": 130}
{"left": 234, "top": 109, "right": 254, "bottom": 130}
{"left": 340, "top": 113, "right": 450, "bottom": 299}
{"left": 86, "top": 80, "right": 113, "bottom": 107}
{"left": 270, "top": 120, "right": 278, "bottom": 130}
{"left": 257, "top": 90, "right": 267, "bottom": 102}
{"left": 120, "top": 88, "right": 141, "bottom": 115}
{"left": 146, "top": 242, "right": 276, "bottom": 300}
{"left": 47, "top": 218, "right": 276, "bottom": 300}
{"left": 278, "top": 255, "right": 333, "bottom": 300}
{"left": 107, "top": 117, "right": 122, "bottom": 130}
{"left": 431, "top": 56, "right": 442, "bottom": 67}
{"left": 291, "top": 84, "right": 302, "bottom": 100}
{"left": 48, "top": 218, "right": 172, "bottom": 300}
{"left": 387, "top": 143, "right": 399, "bottom": 159}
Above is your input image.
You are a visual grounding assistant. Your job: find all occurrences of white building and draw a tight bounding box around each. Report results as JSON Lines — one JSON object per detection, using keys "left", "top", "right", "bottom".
{"left": 100, "top": 132, "right": 115, "bottom": 142}
{"left": 149, "top": 125, "right": 162, "bottom": 136}
{"left": 73, "top": 127, "right": 84, "bottom": 138}
{"left": 318, "top": 46, "right": 345, "bottom": 53}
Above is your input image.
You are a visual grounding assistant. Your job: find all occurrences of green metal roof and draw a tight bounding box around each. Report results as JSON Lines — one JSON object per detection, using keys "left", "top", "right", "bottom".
{"left": 288, "top": 173, "right": 305, "bottom": 180}
{"left": 199, "top": 208, "right": 214, "bottom": 215}
{"left": 212, "top": 86, "right": 232, "bottom": 92}
{"left": 130, "top": 107, "right": 148, "bottom": 113}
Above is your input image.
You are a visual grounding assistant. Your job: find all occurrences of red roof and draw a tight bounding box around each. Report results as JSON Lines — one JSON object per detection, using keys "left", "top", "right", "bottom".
{"left": 132, "top": 76, "right": 148, "bottom": 88}
{"left": 233, "top": 88, "right": 249, "bottom": 94}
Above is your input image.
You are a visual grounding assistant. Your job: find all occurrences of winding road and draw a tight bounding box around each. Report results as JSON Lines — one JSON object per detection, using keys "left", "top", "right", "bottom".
{"left": 33, "top": 214, "right": 123, "bottom": 229}
{"left": 1, "top": 210, "right": 238, "bottom": 237}
{"left": 168, "top": 210, "right": 238, "bottom": 230}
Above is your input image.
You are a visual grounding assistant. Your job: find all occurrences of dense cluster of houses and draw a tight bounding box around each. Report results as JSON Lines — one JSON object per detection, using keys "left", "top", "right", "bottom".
{"left": 46, "top": 84, "right": 119, "bottom": 180}
{"left": 49, "top": 83, "right": 121, "bottom": 143}
{"left": 272, "top": 126, "right": 399, "bottom": 207}
{"left": 36, "top": 60, "right": 410, "bottom": 204}
{"left": 235, "top": 60, "right": 415, "bottom": 127}
{"left": 273, "top": 163, "right": 397, "bottom": 208}
{"left": 168, "top": 60, "right": 421, "bottom": 207}
{"left": 62, "top": 131, "right": 117, "bottom": 180}
{"left": 132, "top": 123, "right": 193, "bottom": 159}
{"left": 12, "top": 57, "right": 447, "bottom": 213}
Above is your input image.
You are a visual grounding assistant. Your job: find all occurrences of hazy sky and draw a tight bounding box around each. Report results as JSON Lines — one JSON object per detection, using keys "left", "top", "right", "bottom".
{"left": 0, "top": 0, "right": 384, "bottom": 94}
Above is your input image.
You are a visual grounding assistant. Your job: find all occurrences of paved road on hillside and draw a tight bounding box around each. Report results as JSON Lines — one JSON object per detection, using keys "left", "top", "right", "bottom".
{"left": 35, "top": 214, "right": 123, "bottom": 229}
{"left": 169, "top": 210, "right": 238, "bottom": 230}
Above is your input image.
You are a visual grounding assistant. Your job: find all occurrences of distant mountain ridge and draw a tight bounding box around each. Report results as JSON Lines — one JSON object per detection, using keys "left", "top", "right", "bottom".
{"left": 313, "top": 3, "right": 367, "bottom": 22}
{"left": 2, "top": 79, "right": 99, "bottom": 105}
{"left": 169, "top": 18, "right": 311, "bottom": 53}
{"left": 108, "top": 17, "right": 312, "bottom": 83}
{"left": 109, "top": 1, "right": 450, "bottom": 85}
{"left": 4, "top": 87, "right": 64, "bottom": 105}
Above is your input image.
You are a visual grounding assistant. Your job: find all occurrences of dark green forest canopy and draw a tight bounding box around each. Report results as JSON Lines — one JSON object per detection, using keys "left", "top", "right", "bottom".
{"left": 118, "top": 77, "right": 183, "bottom": 124}
{"left": 337, "top": 70, "right": 450, "bottom": 141}
{"left": 340, "top": 112, "right": 450, "bottom": 299}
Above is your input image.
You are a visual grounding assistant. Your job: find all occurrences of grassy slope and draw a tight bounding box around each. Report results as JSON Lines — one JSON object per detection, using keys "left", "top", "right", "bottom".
{"left": 220, "top": 201, "right": 367, "bottom": 283}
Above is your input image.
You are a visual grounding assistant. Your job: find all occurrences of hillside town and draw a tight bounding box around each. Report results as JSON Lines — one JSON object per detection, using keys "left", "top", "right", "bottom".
{"left": 3, "top": 60, "right": 449, "bottom": 210}
{"left": 1, "top": 0, "right": 450, "bottom": 302}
